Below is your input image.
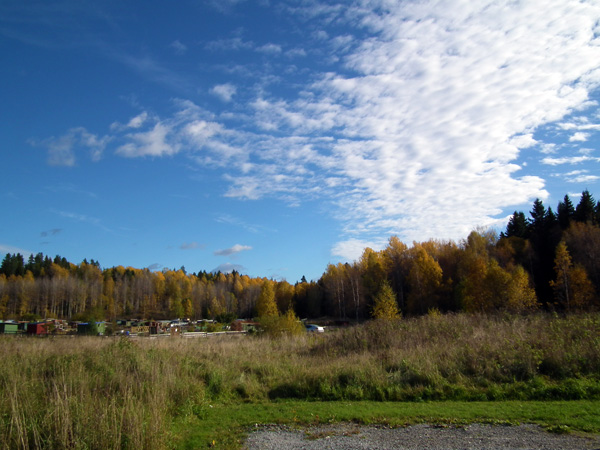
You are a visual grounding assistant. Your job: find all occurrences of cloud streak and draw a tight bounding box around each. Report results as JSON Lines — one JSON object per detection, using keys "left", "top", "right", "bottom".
{"left": 214, "top": 244, "right": 252, "bottom": 256}
{"left": 41, "top": 228, "right": 62, "bottom": 237}
{"left": 211, "top": 262, "right": 246, "bottom": 274}
{"left": 34, "top": 127, "right": 110, "bottom": 166}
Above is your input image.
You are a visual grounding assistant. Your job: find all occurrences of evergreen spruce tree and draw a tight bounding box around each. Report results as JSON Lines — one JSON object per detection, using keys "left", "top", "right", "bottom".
{"left": 545, "top": 207, "right": 558, "bottom": 230}
{"left": 527, "top": 198, "right": 558, "bottom": 305}
{"left": 528, "top": 198, "right": 546, "bottom": 234}
{"left": 558, "top": 194, "right": 575, "bottom": 230}
{"left": 505, "top": 211, "right": 528, "bottom": 238}
{"left": 574, "top": 190, "right": 596, "bottom": 224}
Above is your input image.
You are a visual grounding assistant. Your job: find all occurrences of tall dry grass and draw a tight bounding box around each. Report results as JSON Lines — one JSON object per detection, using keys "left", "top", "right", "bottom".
{"left": 0, "top": 313, "right": 599, "bottom": 449}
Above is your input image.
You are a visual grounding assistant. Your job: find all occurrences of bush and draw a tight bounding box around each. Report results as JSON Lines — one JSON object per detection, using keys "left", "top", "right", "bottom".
{"left": 258, "top": 309, "right": 305, "bottom": 336}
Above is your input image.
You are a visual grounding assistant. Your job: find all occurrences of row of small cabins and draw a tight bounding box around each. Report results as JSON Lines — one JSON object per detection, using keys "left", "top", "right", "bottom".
{"left": 0, "top": 319, "right": 259, "bottom": 336}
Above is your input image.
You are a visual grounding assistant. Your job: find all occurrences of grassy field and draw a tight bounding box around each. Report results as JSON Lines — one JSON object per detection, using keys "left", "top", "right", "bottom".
{"left": 1, "top": 313, "right": 599, "bottom": 449}
{"left": 174, "top": 400, "right": 600, "bottom": 449}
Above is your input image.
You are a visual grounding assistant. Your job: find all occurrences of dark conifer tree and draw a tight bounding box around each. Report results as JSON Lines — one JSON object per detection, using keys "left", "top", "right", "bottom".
{"left": 0, "top": 253, "right": 12, "bottom": 276}
{"left": 527, "top": 199, "right": 557, "bottom": 305}
{"left": 574, "top": 190, "right": 596, "bottom": 224}
{"left": 557, "top": 194, "right": 575, "bottom": 230}
{"left": 505, "top": 211, "right": 528, "bottom": 238}
{"left": 528, "top": 198, "right": 546, "bottom": 234}
{"left": 545, "top": 207, "right": 558, "bottom": 229}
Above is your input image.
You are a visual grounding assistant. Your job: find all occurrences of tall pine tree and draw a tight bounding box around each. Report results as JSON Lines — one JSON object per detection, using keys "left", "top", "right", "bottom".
{"left": 575, "top": 190, "right": 596, "bottom": 224}
{"left": 505, "top": 211, "right": 528, "bottom": 238}
{"left": 558, "top": 194, "right": 575, "bottom": 230}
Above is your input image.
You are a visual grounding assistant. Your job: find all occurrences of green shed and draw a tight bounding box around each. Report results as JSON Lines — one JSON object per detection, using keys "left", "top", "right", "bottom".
{"left": 77, "top": 322, "right": 107, "bottom": 335}
{"left": 0, "top": 323, "right": 19, "bottom": 334}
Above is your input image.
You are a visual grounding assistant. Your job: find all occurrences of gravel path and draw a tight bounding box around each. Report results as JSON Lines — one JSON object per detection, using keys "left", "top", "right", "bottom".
{"left": 244, "top": 423, "right": 600, "bottom": 449}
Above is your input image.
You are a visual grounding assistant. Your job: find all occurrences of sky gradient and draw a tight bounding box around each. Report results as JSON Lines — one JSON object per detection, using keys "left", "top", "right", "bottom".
{"left": 2, "top": 0, "right": 600, "bottom": 282}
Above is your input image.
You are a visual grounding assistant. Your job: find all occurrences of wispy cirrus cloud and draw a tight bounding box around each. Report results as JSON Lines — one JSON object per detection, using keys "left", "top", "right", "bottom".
{"left": 32, "top": 127, "right": 110, "bottom": 166}
{"left": 170, "top": 39, "right": 187, "bottom": 55}
{"left": 563, "top": 170, "right": 600, "bottom": 184}
{"left": 0, "top": 244, "right": 33, "bottom": 257}
{"left": 110, "top": 112, "right": 149, "bottom": 132}
{"left": 241, "top": 0, "right": 600, "bottom": 258}
{"left": 51, "top": 209, "right": 111, "bottom": 232}
{"left": 204, "top": 37, "right": 253, "bottom": 52}
{"left": 256, "top": 43, "right": 282, "bottom": 55}
{"left": 542, "top": 155, "right": 600, "bottom": 165}
{"left": 36, "top": 0, "right": 600, "bottom": 264}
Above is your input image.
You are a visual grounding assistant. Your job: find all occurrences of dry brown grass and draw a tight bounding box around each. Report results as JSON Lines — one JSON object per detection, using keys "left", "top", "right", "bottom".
{"left": 0, "top": 313, "right": 599, "bottom": 449}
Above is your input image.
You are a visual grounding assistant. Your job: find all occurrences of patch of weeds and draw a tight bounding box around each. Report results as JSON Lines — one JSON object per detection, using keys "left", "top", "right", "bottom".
{"left": 546, "top": 424, "right": 571, "bottom": 434}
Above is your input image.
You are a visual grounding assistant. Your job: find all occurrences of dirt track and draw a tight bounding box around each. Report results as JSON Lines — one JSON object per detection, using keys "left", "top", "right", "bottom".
{"left": 244, "top": 423, "right": 600, "bottom": 449}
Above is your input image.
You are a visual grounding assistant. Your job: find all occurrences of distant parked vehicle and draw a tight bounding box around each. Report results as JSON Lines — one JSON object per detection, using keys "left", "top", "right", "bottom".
{"left": 305, "top": 324, "right": 324, "bottom": 333}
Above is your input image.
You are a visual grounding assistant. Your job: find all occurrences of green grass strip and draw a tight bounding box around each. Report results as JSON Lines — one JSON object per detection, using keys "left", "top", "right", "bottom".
{"left": 173, "top": 400, "right": 600, "bottom": 449}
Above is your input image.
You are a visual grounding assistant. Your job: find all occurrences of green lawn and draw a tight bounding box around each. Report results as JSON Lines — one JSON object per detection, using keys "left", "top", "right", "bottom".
{"left": 173, "top": 400, "right": 600, "bottom": 449}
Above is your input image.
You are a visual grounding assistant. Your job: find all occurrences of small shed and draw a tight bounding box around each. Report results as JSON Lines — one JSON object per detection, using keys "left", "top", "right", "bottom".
{"left": 27, "top": 322, "right": 48, "bottom": 335}
{"left": 77, "top": 322, "right": 107, "bottom": 335}
{"left": 0, "top": 322, "right": 19, "bottom": 334}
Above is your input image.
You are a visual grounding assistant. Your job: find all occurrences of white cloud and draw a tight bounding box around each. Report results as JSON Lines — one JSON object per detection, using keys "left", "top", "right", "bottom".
{"left": 116, "top": 122, "right": 178, "bottom": 157}
{"left": 46, "top": 0, "right": 600, "bottom": 250}
{"left": 567, "top": 174, "right": 600, "bottom": 183}
{"left": 509, "top": 134, "right": 537, "bottom": 149}
{"left": 238, "top": 0, "right": 600, "bottom": 243}
{"left": 210, "top": 83, "right": 237, "bottom": 102}
{"left": 559, "top": 118, "right": 600, "bottom": 131}
{"left": 214, "top": 244, "right": 252, "bottom": 256}
{"left": 205, "top": 37, "right": 254, "bottom": 51}
{"left": 127, "top": 112, "right": 149, "bottom": 129}
{"left": 286, "top": 48, "right": 307, "bottom": 58}
{"left": 112, "top": 112, "right": 150, "bottom": 131}
{"left": 256, "top": 43, "right": 282, "bottom": 54}
{"left": 331, "top": 238, "right": 384, "bottom": 262}
{"left": 0, "top": 244, "right": 33, "bottom": 257}
{"left": 538, "top": 143, "right": 558, "bottom": 155}
{"left": 569, "top": 132, "right": 590, "bottom": 142}
{"left": 37, "top": 127, "right": 109, "bottom": 166}
{"left": 542, "top": 155, "right": 600, "bottom": 165}
{"left": 184, "top": 120, "right": 223, "bottom": 141}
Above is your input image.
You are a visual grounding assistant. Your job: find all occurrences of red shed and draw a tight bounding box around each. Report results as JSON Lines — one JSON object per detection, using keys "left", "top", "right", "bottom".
{"left": 27, "top": 322, "right": 48, "bottom": 335}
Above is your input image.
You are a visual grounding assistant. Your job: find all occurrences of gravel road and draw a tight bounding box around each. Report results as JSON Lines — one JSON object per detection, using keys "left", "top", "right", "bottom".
{"left": 244, "top": 423, "right": 600, "bottom": 449}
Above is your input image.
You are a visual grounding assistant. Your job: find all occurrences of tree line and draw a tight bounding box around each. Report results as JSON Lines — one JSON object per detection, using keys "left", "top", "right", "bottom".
{"left": 1, "top": 190, "right": 599, "bottom": 322}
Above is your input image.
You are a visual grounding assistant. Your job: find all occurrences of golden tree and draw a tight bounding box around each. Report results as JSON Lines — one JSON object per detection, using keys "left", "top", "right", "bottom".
{"left": 550, "top": 241, "right": 596, "bottom": 310}
{"left": 406, "top": 243, "right": 442, "bottom": 314}
{"left": 372, "top": 281, "right": 400, "bottom": 319}
{"left": 256, "top": 280, "right": 278, "bottom": 317}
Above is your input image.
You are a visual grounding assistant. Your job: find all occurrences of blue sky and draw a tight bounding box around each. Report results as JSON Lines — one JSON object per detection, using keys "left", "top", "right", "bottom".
{"left": 2, "top": 0, "right": 600, "bottom": 283}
